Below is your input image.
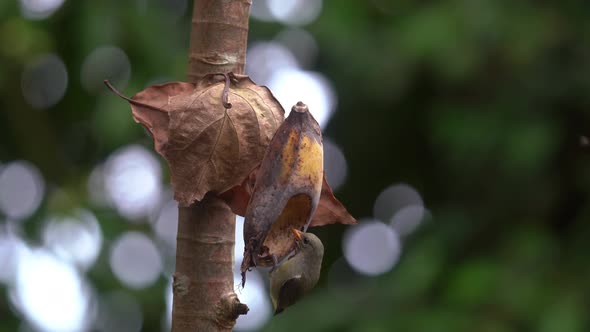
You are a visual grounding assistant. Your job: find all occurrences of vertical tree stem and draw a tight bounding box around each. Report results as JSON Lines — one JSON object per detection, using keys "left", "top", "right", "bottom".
{"left": 188, "top": 0, "right": 251, "bottom": 81}
{"left": 172, "top": 1, "right": 251, "bottom": 331}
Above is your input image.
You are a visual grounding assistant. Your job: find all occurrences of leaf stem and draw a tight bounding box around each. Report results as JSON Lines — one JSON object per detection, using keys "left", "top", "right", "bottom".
{"left": 103, "top": 80, "right": 167, "bottom": 113}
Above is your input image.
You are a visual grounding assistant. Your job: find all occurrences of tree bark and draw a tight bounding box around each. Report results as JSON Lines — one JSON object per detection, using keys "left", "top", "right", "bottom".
{"left": 172, "top": 1, "right": 251, "bottom": 331}
{"left": 187, "top": 0, "right": 251, "bottom": 82}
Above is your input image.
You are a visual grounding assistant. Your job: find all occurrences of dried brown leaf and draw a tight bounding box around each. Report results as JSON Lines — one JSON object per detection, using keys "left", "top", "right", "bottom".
{"left": 310, "top": 176, "right": 357, "bottom": 227}
{"left": 111, "top": 74, "right": 284, "bottom": 206}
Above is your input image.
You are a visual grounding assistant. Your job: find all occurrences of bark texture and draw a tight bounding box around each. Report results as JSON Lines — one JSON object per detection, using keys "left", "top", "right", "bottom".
{"left": 188, "top": 0, "right": 251, "bottom": 82}
{"left": 172, "top": 195, "right": 248, "bottom": 331}
{"left": 172, "top": 1, "right": 251, "bottom": 331}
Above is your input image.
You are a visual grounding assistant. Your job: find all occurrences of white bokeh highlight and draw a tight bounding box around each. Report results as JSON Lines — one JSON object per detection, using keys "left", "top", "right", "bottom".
{"left": 390, "top": 205, "right": 429, "bottom": 237}
{"left": 268, "top": 68, "right": 336, "bottom": 128}
{"left": 21, "top": 53, "right": 68, "bottom": 109}
{"left": 373, "top": 183, "right": 424, "bottom": 222}
{"left": 42, "top": 209, "right": 103, "bottom": 271}
{"left": 267, "top": 0, "right": 323, "bottom": 26}
{"left": 19, "top": 0, "right": 65, "bottom": 20}
{"left": 13, "top": 249, "right": 92, "bottom": 332}
{"left": 234, "top": 266, "right": 271, "bottom": 331}
{"left": 323, "top": 138, "right": 348, "bottom": 191}
{"left": 0, "top": 225, "right": 29, "bottom": 284}
{"left": 343, "top": 219, "right": 401, "bottom": 276}
{"left": 81, "top": 46, "right": 131, "bottom": 93}
{"left": 246, "top": 41, "right": 298, "bottom": 86}
{"left": 250, "top": 0, "right": 275, "bottom": 22}
{"left": 103, "top": 145, "right": 162, "bottom": 220}
{"left": 109, "top": 231, "right": 163, "bottom": 289}
{"left": 0, "top": 161, "right": 45, "bottom": 220}
{"left": 245, "top": 40, "right": 336, "bottom": 128}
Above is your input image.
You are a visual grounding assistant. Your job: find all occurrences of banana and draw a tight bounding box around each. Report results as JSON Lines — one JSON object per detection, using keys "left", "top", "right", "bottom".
{"left": 241, "top": 102, "right": 323, "bottom": 285}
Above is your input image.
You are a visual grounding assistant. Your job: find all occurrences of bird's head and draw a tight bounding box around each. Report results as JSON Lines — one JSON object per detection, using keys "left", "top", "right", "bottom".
{"left": 291, "top": 228, "right": 324, "bottom": 257}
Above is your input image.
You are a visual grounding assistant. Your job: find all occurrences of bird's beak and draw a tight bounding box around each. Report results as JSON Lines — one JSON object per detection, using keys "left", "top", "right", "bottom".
{"left": 291, "top": 228, "right": 303, "bottom": 241}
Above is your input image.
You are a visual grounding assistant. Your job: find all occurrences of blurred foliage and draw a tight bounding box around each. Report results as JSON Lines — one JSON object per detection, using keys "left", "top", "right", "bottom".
{"left": 2, "top": 0, "right": 590, "bottom": 331}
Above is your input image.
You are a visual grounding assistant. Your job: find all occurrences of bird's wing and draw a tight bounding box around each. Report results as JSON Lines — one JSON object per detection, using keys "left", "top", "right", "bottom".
{"left": 275, "top": 275, "right": 305, "bottom": 315}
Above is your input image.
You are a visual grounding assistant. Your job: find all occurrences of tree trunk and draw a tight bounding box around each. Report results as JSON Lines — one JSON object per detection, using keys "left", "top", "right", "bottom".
{"left": 187, "top": 0, "right": 250, "bottom": 82}
{"left": 172, "top": 1, "right": 251, "bottom": 331}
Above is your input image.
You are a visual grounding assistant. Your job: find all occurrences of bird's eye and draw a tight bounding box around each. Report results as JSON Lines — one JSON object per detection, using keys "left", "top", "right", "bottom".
{"left": 303, "top": 237, "right": 309, "bottom": 245}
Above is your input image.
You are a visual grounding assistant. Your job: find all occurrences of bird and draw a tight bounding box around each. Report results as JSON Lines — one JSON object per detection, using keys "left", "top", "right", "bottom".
{"left": 269, "top": 228, "right": 324, "bottom": 315}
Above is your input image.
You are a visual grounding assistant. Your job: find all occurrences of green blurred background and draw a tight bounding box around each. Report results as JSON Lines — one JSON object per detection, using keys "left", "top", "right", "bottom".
{"left": 1, "top": 0, "right": 590, "bottom": 331}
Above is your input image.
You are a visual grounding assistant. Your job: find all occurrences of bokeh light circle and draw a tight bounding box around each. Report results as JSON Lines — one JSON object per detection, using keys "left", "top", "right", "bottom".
{"left": 246, "top": 41, "right": 298, "bottom": 85}
{"left": 109, "top": 231, "right": 163, "bottom": 289}
{"left": 267, "top": 0, "right": 323, "bottom": 26}
{"left": 343, "top": 219, "right": 401, "bottom": 276}
{"left": 19, "top": 0, "right": 65, "bottom": 20}
{"left": 103, "top": 145, "right": 162, "bottom": 220}
{"left": 390, "top": 205, "right": 428, "bottom": 237}
{"left": 268, "top": 68, "right": 336, "bottom": 128}
{"left": 0, "top": 226, "right": 29, "bottom": 284}
{"left": 13, "top": 249, "right": 92, "bottom": 332}
{"left": 21, "top": 53, "right": 68, "bottom": 109}
{"left": 250, "top": 0, "right": 275, "bottom": 22}
{"left": 373, "top": 183, "right": 423, "bottom": 222}
{"left": 42, "top": 209, "right": 103, "bottom": 271}
{"left": 81, "top": 46, "right": 131, "bottom": 93}
{"left": 0, "top": 161, "right": 45, "bottom": 220}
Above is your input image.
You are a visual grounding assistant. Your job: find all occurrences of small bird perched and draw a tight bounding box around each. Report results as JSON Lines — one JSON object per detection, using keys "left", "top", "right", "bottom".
{"left": 269, "top": 228, "right": 324, "bottom": 315}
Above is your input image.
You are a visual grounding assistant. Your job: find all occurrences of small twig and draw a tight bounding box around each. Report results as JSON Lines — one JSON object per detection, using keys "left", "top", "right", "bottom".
{"left": 221, "top": 73, "right": 233, "bottom": 109}
{"left": 103, "top": 80, "right": 167, "bottom": 113}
